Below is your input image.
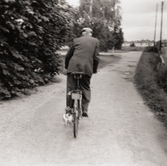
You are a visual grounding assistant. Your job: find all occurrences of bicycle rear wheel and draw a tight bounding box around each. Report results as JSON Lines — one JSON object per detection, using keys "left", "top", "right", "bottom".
{"left": 73, "top": 111, "right": 79, "bottom": 138}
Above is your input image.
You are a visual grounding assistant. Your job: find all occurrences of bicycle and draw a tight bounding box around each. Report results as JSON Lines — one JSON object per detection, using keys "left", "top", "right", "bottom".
{"left": 65, "top": 72, "right": 84, "bottom": 138}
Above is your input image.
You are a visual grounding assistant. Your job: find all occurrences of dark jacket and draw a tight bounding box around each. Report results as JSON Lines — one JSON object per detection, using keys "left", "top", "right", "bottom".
{"left": 65, "top": 35, "right": 99, "bottom": 76}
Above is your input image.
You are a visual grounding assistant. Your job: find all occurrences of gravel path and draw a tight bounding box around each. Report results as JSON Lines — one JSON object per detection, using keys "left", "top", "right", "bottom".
{"left": 0, "top": 51, "right": 167, "bottom": 166}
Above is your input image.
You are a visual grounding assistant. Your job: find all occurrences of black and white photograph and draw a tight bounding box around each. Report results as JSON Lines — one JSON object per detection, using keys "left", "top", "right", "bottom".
{"left": 0, "top": 0, "right": 167, "bottom": 165}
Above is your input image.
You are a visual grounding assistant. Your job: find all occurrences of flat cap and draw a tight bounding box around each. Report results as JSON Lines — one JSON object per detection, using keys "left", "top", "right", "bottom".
{"left": 81, "top": 27, "right": 93, "bottom": 33}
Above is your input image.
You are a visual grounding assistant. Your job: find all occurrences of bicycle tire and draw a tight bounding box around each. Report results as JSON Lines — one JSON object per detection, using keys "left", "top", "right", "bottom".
{"left": 73, "top": 112, "right": 79, "bottom": 138}
{"left": 78, "top": 99, "right": 81, "bottom": 119}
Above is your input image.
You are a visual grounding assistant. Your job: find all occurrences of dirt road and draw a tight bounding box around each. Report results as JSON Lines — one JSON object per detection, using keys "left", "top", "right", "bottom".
{"left": 0, "top": 51, "right": 167, "bottom": 166}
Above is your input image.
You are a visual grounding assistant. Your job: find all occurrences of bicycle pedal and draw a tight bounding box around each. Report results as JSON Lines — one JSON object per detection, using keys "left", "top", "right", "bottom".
{"left": 65, "top": 107, "right": 73, "bottom": 114}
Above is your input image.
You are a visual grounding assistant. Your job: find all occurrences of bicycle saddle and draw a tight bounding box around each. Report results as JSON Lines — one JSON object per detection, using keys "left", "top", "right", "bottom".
{"left": 71, "top": 72, "right": 85, "bottom": 75}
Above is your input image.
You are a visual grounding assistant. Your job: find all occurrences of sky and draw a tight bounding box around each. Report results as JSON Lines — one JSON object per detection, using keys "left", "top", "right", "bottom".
{"left": 66, "top": 0, "right": 167, "bottom": 41}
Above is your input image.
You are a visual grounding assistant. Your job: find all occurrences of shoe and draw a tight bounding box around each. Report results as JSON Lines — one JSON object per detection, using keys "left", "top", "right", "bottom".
{"left": 65, "top": 106, "right": 72, "bottom": 114}
{"left": 82, "top": 112, "right": 88, "bottom": 117}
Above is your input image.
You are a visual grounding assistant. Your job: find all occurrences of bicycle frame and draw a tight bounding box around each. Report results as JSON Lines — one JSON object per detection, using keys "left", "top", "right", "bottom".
{"left": 71, "top": 89, "right": 82, "bottom": 116}
{"left": 70, "top": 73, "right": 84, "bottom": 138}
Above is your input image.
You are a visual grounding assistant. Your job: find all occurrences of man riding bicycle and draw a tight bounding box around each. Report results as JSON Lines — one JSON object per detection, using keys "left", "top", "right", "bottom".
{"left": 65, "top": 27, "right": 100, "bottom": 117}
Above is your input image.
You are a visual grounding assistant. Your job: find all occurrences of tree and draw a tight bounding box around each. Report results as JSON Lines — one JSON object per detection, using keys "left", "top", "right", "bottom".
{"left": 114, "top": 28, "right": 124, "bottom": 49}
{"left": 76, "top": 0, "right": 123, "bottom": 51}
{"left": 0, "top": 0, "right": 71, "bottom": 99}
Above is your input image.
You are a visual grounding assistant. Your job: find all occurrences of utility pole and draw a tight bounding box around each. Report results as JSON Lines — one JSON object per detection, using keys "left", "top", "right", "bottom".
{"left": 90, "top": 0, "right": 93, "bottom": 15}
{"left": 154, "top": 4, "right": 158, "bottom": 47}
{"left": 160, "top": 1, "right": 164, "bottom": 50}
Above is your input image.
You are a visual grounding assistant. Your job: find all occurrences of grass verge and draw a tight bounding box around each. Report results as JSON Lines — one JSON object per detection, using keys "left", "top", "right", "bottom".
{"left": 134, "top": 50, "right": 167, "bottom": 127}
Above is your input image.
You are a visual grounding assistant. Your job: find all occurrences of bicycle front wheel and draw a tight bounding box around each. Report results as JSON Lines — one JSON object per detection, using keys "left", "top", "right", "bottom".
{"left": 73, "top": 112, "right": 79, "bottom": 138}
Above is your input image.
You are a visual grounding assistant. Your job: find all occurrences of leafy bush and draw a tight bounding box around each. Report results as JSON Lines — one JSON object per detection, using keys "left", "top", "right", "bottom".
{"left": 135, "top": 50, "right": 167, "bottom": 126}
{"left": 0, "top": 0, "right": 71, "bottom": 99}
{"left": 144, "top": 46, "right": 159, "bottom": 53}
{"left": 130, "top": 42, "right": 135, "bottom": 47}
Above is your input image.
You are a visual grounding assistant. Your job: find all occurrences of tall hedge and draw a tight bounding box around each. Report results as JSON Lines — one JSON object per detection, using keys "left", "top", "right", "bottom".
{"left": 0, "top": 0, "right": 71, "bottom": 99}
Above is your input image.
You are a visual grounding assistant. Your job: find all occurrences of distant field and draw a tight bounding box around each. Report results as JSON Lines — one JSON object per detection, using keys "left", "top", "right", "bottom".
{"left": 58, "top": 47, "right": 144, "bottom": 55}
{"left": 57, "top": 46, "right": 143, "bottom": 73}
{"left": 58, "top": 46, "right": 144, "bottom": 74}
{"left": 121, "top": 47, "right": 144, "bottom": 52}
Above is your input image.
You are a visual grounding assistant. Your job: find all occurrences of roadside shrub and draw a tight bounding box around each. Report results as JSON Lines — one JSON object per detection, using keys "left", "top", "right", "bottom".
{"left": 155, "top": 68, "right": 167, "bottom": 92}
{"left": 135, "top": 51, "right": 167, "bottom": 126}
{"left": 144, "top": 46, "right": 159, "bottom": 53}
{"left": 130, "top": 42, "right": 135, "bottom": 47}
{"left": 0, "top": 0, "right": 71, "bottom": 99}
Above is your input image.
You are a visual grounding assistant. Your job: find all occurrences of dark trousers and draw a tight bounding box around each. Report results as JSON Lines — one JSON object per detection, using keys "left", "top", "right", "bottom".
{"left": 66, "top": 73, "right": 91, "bottom": 113}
